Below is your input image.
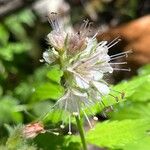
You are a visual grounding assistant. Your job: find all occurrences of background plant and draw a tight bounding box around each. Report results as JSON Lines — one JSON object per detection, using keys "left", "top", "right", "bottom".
{"left": 0, "top": 0, "right": 150, "bottom": 149}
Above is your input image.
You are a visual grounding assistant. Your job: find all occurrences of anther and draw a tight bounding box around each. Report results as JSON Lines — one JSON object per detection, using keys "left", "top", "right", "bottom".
{"left": 73, "top": 112, "right": 79, "bottom": 116}
{"left": 93, "top": 116, "right": 98, "bottom": 121}
{"left": 121, "top": 92, "right": 125, "bottom": 99}
{"left": 109, "top": 94, "right": 119, "bottom": 102}
{"left": 68, "top": 131, "right": 72, "bottom": 135}
{"left": 60, "top": 124, "right": 65, "bottom": 129}
{"left": 39, "top": 59, "right": 44, "bottom": 62}
{"left": 53, "top": 132, "right": 59, "bottom": 136}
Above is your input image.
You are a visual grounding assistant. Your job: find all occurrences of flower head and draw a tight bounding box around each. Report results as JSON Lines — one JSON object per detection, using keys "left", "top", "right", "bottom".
{"left": 46, "top": 12, "right": 89, "bottom": 55}
{"left": 42, "top": 13, "right": 131, "bottom": 134}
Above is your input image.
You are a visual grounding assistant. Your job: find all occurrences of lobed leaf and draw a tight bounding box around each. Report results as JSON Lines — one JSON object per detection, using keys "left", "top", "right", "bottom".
{"left": 32, "top": 82, "right": 64, "bottom": 101}
{"left": 86, "top": 119, "right": 150, "bottom": 149}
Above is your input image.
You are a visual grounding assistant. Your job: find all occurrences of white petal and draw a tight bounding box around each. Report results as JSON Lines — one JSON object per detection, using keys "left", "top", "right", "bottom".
{"left": 96, "top": 45, "right": 108, "bottom": 54}
{"left": 88, "top": 70, "right": 103, "bottom": 81}
{"left": 75, "top": 76, "right": 89, "bottom": 89}
{"left": 79, "top": 38, "right": 96, "bottom": 58}
{"left": 57, "top": 89, "right": 88, "bottom": 113}
{"left": 47, "top": 31, "right": 66, "bottom": 50}
{"left": 96, "top": 63, "right": 113, "bottom": 73}
{"left": 88, "top": 88, "right": 102, "bottom": 102}
{"left": 92, "top": 81, "right": 110, "bottom": 95}
{"left": 72, "top": 89, "right": 88, "bottom": 98}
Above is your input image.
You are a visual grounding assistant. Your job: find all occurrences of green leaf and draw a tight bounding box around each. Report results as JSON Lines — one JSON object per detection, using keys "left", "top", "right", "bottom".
{"left": 4, "top": 125, "right": 37, "bottom": 150}
{"left": 124, "top": 136, "right": 150, "bottom": 150}
{"left": 34, "top": 133, "right": 81, "bottom": 150}
{"left": 32, "top": 82, "right": 64, "bottom": 101}
{"left": 47, "top": 65, "right": 63, "bottom": 84}
{"left": 0, "top": 86, "right": 3, "bottom": 96}
{"left": 109, "top": 102, "right": 150, "bottom": 120}
{"left": 0, "top": 96, "right": 23, "bottom": 124}
{"left": 138, "top": 64, "right": 150, "bottom": 76}
{"left": 32, "top": 101, "right": 62, "bottom": 123}
{"left": 0, "top": 24, "right": 9, "bottom": 45}
{"left": 110, "top": 74, "right": 150, "bottom": 102}
{"left": 14, "top": 66, "right": 50, "bottom": 102}
{"left": 0, "top": 43, "right": 31, "bottom": 61}
{"left": 14, "top": 82, "right": 33, "bottom": 102}
{"left": 18, "top": 9, "right": 35, "bottom": 27}
{"left": 5, "top": 16, "right": 27, "bottom": 40}
{"left": 4, "top": 9, "right": 35, "bottom": 40}
{"left": 77, "top": 66, "right": 150, "bottom": 117}
{"left": 86, "top": 119, "right": 150, "bottom": 149}
{"left": 129, "top": 77, "right": 150, "bottom": 102}
{"left": 34, "top": 133, "right": 66, "bottom": 150}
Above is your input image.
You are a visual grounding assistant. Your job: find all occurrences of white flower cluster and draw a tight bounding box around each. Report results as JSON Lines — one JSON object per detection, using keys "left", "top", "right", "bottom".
{"left": 42, "top": 12, "right": 130, "bottom": 134}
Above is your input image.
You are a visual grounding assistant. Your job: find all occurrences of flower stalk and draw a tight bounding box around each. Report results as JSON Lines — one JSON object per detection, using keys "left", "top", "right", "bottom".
{"left": 75, "top": 114, "right": 87, "bottom": 150}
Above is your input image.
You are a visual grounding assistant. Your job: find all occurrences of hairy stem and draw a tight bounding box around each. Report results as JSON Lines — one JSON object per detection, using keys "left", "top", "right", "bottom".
{"left": 75, "top": 115, "right": 87, "bottom": 150}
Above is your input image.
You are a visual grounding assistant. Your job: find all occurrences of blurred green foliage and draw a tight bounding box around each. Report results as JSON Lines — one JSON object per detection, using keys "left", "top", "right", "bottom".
{"left": 0, "top": 2, "right": 150, "bottom": 150}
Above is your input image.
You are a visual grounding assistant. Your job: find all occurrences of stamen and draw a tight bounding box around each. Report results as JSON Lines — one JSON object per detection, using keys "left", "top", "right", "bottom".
{"left": 107, "top": 39, "right": 121, "bottom": 49}
{"left": 84, "top": 102, "right": 98, "bottom": 121}
{"left": 107, "top": 36, "right": 121, "bottom": 47}
{"left": 39, "top": 104, "right": 55, "bottom": 121}
{"left": 87, "top": 22, "right": 93, "bottom": 32}
{"left": 70, "top": 70, "right": 90, "bottom": 87}
{"left": 39, "top": 92, "right": 69, "bottom": 121}
{"left": 46, "top": 130, "right": 59, "bottom": 136}
{"left": 110, "top": 50, "right": 132, "bottom": 58}
{"left": 110, "top": 105, "right": 114, "bottom": 110}
{"left": 101, "top": 100, "right": 106, "bottom": 107}
{"left": 90, "top": 85, "right": 107, "bottom": 109}
{"left": 121, "top": 92, "right": 125, "bottom": 99}
{"left": 111, "top": 89, "right": 125, "bottom": 99}
{"left": 104, "top": 105, "right": 114, "bottom": 113}
{"left": 60, "top": 98, "right": 68, "bottom": 129}
{"left": 109, "top": 94, "right": 119, "bottom": 102}
{"left": 74, "top": 98, "right": 80, "bottom": 117}
{"left": 113, "top": 68, "right": 131, "bottom": 71}
{"left": 97, "top": 101, "right": 105, "bottom": 111}
{"left": 97, "top": 41, "right": 108, "bottom": 47}
{"left": 80, "top": 19, "right": 89, "bottom": 31}
{"left": 24, "top": 110, "right": 36, "bottom": 119}
{"left": 68, "top": 115, "right": 72, "bottom": 135}
{"left": 102, "top": 111, "right": 107, "bottom": 118}
{"left": 47, "top": 12, "right": 60, "bottom": 31}
{"left": 91, "top": 33, "right": 98, "bottom": 40}
{"left": 110, "top": 62, "right": 127, "bottom": 65}
{"left": 74, "top": 48, "right": 105, "bottom": 68}
{"left": 82, "top": 109, "right": 93, "bottom": 128}
{"left": 110, "top": 54, "right": 129, "bottom": 61}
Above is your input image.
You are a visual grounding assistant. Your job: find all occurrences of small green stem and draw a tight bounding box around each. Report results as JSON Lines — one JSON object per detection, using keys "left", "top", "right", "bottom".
{"left": 75, "top": 115, "right": 87, "bottom": 150}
